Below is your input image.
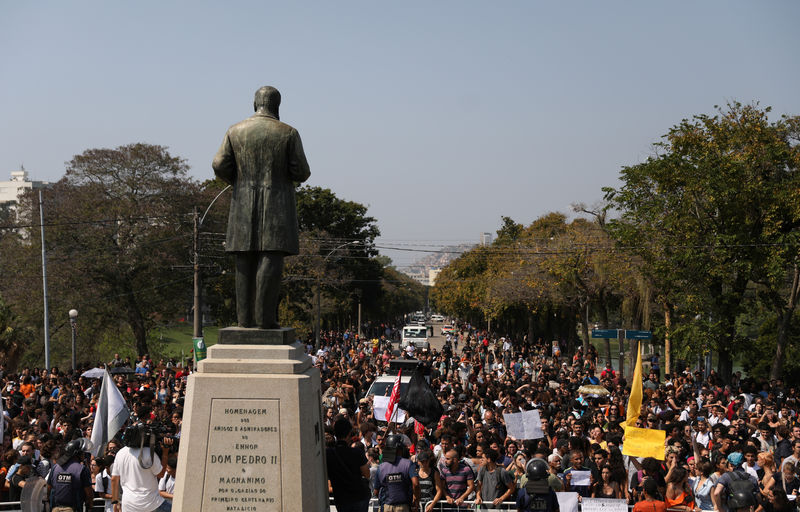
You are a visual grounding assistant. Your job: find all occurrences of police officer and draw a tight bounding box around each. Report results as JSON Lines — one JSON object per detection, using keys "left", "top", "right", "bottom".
{"left": 516, "top": 458, "right": 560, "bottom": 512}
{"left": 374, "top": 434, "right": 420, "bottom": 512}
{"left": 47, "top": 438, "right": 94, "bottom": 512}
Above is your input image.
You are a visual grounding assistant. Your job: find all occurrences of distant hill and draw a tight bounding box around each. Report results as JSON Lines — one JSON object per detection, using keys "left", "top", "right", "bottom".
{"left": 401, "top": 243, "right": 475, "bottom": 280}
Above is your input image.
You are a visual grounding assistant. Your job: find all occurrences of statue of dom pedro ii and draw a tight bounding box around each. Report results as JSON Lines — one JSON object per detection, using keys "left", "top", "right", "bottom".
{"left": 212, "top": 86, "right": 310, "bottom": 329}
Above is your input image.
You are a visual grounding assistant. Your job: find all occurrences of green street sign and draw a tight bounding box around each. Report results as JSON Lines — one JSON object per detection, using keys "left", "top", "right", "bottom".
{"left": 591, "top": 329, "right": 618, "bottom": 339}
{"left": 625, "top": 330, "right": 652, "bottom": 340}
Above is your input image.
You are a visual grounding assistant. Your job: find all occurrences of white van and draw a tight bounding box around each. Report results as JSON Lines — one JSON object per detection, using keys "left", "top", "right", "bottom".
{"left": 365, "top": 359, "right": 419, "bottom": 399}
{"left": 400, "top": 324, "right": 429, "bottom": 350}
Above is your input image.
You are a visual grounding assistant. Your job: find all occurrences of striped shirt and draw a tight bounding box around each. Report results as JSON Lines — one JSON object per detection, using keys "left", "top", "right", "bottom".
{"left": 440, "top": 462, "right": 474, "bottom": 499}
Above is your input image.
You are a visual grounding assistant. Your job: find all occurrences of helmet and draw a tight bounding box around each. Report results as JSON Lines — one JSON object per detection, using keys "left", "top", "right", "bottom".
{"left": 727, "top": 489, "right": 756, "bottom": 510}
{"left": 382, "top": 434, "right": 404, "bottom": 464}
{"left": 727, "top": 491, "right": 755, "bottom": 510}
{"left": 57, "top": 438, "right": 94, "bottom": 466}
{"left": 525, "top": 458, "right": 548, "bottom": 481}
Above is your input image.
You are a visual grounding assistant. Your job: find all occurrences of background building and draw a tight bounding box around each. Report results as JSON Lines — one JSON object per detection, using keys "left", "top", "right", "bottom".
{"left": 0, "top": 167, "right": 49, "bottom": 205}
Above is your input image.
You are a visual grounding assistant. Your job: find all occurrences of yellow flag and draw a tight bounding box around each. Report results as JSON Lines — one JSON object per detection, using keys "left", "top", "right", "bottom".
{"left": 622, "top": 426, "right": 666, "bottom": 460}
{"left": 623, "top": 341, "right": 666, "bottom": 460}
{"left": 626, "top": 341, "right": 643, "bottom": 426}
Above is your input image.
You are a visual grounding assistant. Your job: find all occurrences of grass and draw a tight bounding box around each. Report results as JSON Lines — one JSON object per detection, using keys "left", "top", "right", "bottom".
{"left": 154, "top": 324, "right": 220, "bottom": 359}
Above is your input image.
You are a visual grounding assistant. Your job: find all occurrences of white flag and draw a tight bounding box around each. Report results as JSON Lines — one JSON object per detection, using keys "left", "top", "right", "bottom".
{"left": 90, "top": 370, "right": 129, "bottom": 456}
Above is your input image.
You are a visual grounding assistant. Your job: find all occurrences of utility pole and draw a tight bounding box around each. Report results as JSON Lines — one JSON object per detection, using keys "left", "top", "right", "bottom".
{"left": 193, "top": 206, "right": 202, "bottom": 339}
{"left": 39, "top": 190, "right": 51, "bottom": 370}
{"left": 315, "top": 240, "right": 358, "bottom": 349}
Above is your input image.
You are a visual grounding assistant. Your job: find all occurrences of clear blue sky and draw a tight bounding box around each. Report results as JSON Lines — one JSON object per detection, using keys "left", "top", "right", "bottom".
{"left": 2, "top": 2, "right": 798, "bottom": 267}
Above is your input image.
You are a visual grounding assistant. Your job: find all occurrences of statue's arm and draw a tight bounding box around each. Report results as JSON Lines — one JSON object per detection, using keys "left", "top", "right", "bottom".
{"left": 212, "top": 132, "right": 237, "bottom": 185}
{"left": 287, "top": 129, "right": 311, "bottom": 183}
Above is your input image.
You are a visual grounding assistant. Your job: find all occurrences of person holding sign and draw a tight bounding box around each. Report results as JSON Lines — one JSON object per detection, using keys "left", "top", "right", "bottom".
{"left": 563, "top": 450, "right": 592, "bottom": 497}
{"left": 633, "top": 478, "right": 668, "bottom": 512}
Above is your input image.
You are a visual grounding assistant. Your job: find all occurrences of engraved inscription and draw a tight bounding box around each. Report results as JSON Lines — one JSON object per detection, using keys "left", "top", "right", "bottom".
{"left": 202, "top": 399, "right": 281, "bottom": 511}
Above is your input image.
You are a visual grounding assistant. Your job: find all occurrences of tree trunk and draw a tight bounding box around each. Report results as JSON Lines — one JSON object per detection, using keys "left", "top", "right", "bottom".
{"left": 771, "top": 265, "right": 800, "bottom": 380}
{"left": 771, "top": 311, "right": 791, "bottom": 380}
{"left": 581, "top": 300, "right": 590, "bottom": 355}
{"left": 718, "top": 349, "right": 733, "bottom": 384}
{"left": 123, "top": 285, "right": 149, "bottom": 357}
{"left": 601, "top": 300, "right": 611, "bottom": 366}
{"left": 527, "top": 311, "right": 535, "bottom": 347}
{"left": 663, "top": 303, "right": 672, "bottom": 377}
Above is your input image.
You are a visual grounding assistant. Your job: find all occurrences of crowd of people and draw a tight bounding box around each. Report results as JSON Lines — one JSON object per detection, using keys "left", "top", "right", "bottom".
{"left": 1, "top": 354, "right": 183, "bottom": 510}
{"left": 1, "top": 322, "right": 798, "bottom": 512}
{"left": 317, "top": 323, "right": 800, "bottom": 512}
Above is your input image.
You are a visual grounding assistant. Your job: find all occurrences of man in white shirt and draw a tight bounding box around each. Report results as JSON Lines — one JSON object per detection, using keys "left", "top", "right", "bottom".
{"left": 693, "top": 418, "right": 712, "bottom": 449}
{"left": 708, "top": 406, "right": 730, "bottom": 427}
{"left": 111, "top": 425, "right": 172, "bottom": 512}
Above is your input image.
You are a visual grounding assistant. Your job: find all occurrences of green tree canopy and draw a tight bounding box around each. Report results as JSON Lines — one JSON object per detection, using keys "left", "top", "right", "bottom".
{"left": 604, "top": 103, "right": 800, "bottom": 380}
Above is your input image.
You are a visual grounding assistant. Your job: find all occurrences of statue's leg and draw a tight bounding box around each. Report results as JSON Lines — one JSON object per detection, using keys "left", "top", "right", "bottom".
{"left": 254, "top": 251, "right": 284, "bottom": 329}
{"left": 235, "top": 252, "right": 257, "bottom": 327}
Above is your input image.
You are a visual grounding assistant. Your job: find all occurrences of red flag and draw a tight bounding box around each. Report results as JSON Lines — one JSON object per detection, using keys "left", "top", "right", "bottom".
{"left": 385, "top": 369, "right": 402, "bottom": 422}
{"left": 414, "top": 420, "right": 425, "bottom": 435}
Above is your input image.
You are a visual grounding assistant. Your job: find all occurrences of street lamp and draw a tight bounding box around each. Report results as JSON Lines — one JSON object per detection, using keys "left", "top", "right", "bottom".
{"left": 315, "top": 240, "right": 359, "bottom": 349}
{"left": 68, "top": 309, "right": 78, "bottom": 371}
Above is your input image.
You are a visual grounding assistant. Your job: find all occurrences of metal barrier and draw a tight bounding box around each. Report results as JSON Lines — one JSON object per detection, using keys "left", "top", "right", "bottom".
{"left": 326, "top": 497, "right": 694, "bottom": 512}
{"left": 0, "top": 498, "right": 110, "bottom": 511}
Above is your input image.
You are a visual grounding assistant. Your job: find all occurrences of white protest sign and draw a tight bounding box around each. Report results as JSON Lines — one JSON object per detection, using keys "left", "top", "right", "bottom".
{"left": 581, "top": 498, "right": 628, "bottom": 512}
{"left": 502, "top": 409, "right": 543, "bottom": 439}
{"left": 372, "top": 395, "right": 407, "bottom": 423}
{"left": 570, "top": 470, "right": 591, "bottom": 487}
{"left": 556, "top": 492, "right": 579, "bottom": 512}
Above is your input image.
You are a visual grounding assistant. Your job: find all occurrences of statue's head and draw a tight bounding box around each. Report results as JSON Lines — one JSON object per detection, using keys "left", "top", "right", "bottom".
{"left": 254, "top": 86, "right": 281, "bottom": 119}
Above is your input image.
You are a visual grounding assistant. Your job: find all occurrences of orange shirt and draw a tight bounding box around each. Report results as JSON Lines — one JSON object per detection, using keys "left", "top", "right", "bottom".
{"left": 19, "top": 383, "right": 35, "bottom": 398}
{"left": 632, "top": 499, "right": 668, "bottom": 512}
{"left": 665, "top": 490, "right": 694, "bottom": 509}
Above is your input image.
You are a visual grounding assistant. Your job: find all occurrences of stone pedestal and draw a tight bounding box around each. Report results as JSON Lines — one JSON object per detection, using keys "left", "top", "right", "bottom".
{"left": 172, "top": 328, "right": 328, "bottom": 512}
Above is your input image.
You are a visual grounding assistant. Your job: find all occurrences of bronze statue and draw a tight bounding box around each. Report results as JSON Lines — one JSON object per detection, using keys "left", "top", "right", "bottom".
{"left": 212, "top": 86, "right": 310, "bottom": 329}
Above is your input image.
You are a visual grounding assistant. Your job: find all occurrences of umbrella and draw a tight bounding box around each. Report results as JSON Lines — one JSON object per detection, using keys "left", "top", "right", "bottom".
{"left": 577, "top": 384, "right": 610, "bottom": 396}
{"left": 81, "top": 368, "right": 106, "bottom": 379}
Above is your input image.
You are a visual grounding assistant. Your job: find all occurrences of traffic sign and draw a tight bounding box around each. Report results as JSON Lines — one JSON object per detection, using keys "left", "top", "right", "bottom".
{"left": 625, "top": 330, "right": 652, "bottom": 340}
{"left": 591, "top": 329, "right": 618, "bottom": 339}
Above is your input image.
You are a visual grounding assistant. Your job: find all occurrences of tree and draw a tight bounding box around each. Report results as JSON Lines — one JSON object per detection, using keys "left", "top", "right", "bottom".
{"left": 0, "top": 294, "right": 34, "bottom": 370}
{"left": 605, "top": 103, "right": 800, "bottom": 380}
{"left": 5, "top": 144, "right": 201, "bottom": 359}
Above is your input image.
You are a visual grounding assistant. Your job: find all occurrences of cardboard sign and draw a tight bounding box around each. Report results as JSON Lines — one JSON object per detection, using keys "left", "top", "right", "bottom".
{"left": 622, "top": 426, "right": 666, "bottom": 460}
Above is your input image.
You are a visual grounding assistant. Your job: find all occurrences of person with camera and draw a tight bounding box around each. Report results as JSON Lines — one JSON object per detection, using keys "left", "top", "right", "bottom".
{"left": 110, "top": 422, "right": 173, "bottom": 512}
{"left": 47, "top": 438, "right": 94, "bottom": 512}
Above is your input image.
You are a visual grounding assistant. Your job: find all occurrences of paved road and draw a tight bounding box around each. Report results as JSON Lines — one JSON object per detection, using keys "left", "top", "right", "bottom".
{"left": 395, "top": 320, "right": 450, "bottom": 353}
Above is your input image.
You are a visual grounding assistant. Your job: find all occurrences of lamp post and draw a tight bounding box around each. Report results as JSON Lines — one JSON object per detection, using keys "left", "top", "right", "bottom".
{"left": 315, "top": 240, "right": 359, "bottom": 349}
{"left": 190, "top": 185, "right": 231, "bottom": 339}
{"left": 68, "top": 309, "right": 78, "bottom": 371}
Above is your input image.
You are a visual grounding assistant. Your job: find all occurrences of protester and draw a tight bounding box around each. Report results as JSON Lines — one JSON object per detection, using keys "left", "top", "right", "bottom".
{"left": 326, "top": 417, "right": 371, "bottom": 512}
{"left": 633, "top": 477, "right": 668, "bottom": 512}
{"left": 2, "top": 321, "right": 800, "bottom": 511}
